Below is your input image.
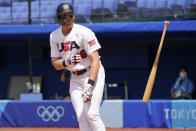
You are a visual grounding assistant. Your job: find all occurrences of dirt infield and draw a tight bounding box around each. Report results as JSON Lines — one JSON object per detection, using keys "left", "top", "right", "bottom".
{"left": 0, "top": 128, "right": 196, "bottom": 131}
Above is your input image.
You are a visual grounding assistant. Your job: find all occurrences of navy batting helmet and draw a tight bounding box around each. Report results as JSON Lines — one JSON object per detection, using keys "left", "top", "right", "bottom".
{"left": 56, "top": 3, "right": 74, "bottom": 25}
{"left": 57, "top": 3, "right": 74, "bottom": 17}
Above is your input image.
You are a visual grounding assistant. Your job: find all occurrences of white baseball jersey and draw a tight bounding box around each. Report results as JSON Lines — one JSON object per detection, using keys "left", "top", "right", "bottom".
{"left": 50, "top": 24, "right": 106, "bottom": 131}
{"left": 50, "top": 23, "right": 101, "bottom": 71}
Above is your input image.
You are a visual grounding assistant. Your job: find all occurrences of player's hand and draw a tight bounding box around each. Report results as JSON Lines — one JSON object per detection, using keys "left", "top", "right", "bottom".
{"left": 71, "top": 54, "right": 81, "bottom": 65}
{"left": 82, "top": 79, "right": 95, "bottom": 103}
{"left": 63, "top": 59, "right": 72, "bottom": 71}
{"left": 82, "top": 86, "right": 93, "bottom": 103}
{"left": 66, "top": 64, "right": 72, "bottom": 71}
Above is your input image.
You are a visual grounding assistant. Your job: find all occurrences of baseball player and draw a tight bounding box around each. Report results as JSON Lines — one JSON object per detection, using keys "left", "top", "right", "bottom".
{"left": 50, "top": 3, "right": 106, "bottom": 131}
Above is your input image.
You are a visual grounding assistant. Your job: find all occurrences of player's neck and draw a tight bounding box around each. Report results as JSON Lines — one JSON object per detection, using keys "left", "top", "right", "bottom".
{"left": 62, "top": 24, "right": 73, "bottom": 35}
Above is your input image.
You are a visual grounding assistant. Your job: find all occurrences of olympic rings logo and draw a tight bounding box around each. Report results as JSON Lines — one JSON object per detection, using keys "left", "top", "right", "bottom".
{"left": 37, "top": 105, "right": 64, "bottom": 122}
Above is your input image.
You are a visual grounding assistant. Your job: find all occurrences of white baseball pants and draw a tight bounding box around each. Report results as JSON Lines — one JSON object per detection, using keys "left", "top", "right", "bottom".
{"left": 69, "top": 65, "right": 106, "bottom": 131}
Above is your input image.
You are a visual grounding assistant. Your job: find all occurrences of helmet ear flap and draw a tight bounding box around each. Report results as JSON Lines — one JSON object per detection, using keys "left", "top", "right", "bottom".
{"left": 57, "top": 17, "right": 67, "bottom": 26}
{"left": 57, "top": 16, "right": 62, "bottom": 25}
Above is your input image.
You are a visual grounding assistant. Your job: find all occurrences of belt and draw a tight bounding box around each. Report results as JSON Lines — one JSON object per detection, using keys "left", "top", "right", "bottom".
{"left": 72, "top": 69, "right": 87, "bottom": 76}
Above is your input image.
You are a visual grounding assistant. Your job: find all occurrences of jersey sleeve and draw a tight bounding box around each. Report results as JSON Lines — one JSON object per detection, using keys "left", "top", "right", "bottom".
{"left": 83, "top": 29, "right": 101, "bottom": 55}
{"left": 50, "top": 33, "right": 61, "bottom": 58}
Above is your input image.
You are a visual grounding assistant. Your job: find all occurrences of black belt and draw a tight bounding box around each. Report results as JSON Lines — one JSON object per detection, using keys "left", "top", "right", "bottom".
{"left": 72, "top": 69, "right": 87, "bottom": 76}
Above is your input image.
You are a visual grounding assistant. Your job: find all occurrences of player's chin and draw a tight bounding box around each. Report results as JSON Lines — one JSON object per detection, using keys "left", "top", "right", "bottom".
{"left": 66, "top": 22, "right": 73, "bottom": 26}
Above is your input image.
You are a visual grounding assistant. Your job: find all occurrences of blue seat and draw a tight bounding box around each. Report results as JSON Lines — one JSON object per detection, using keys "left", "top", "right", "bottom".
{"left": 82, "top": 0, "right": 93, "bottom": 4}
{"left": 76, "top": 3, "right": 91, "bottom": 21}
{"left": 12, "top": 6, "right": 28, "bottom": 23}
{"left": 61, "top": 0, "right": 72, "bottom": 4}
{"left": 0, "top": 10, "right": 11, "bottom": 24}
{"left": 156, "top": 0, "right": 167, "bottom": 8}
{"left": 137, "top": 0, "right": 147, "bottom": 8}
{"left": 177, "top": 0, "right": 192, "bottom": 8}
{"left": 40, "top": 11, "right": 55, "bottom": 24}
{"left": 146, "top": 0, "right": 157, "bottom": 8}
{"left": 92, "top": 0, "right": 102, "bottom": 9}
{"left": 167, "top": 0, "right": 178, "bottom": 8}
{"left": 73, "top": 0, "right": 83, "bottom": 14}
{"left": 118, "top": 0, "right": 127, "bottom": 4}
{"left": 104, "top": 0, "right": 118, "bottom": 14}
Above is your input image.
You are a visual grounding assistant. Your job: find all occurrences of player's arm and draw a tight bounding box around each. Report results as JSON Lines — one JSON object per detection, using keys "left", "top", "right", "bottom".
{"left": 52, "top": 57, "right": 71, "bottom": 71}
{"left": 88, "top": 50, "right": 100, "bottom": 82}
{"left": 82, "top": 50, "right": 100, "bottom": 103}
{"left": 51, "top": 57, "right": 65, "bottom": 70}
{"left": 82, "top": 29, "right": 101, "bottom": 86}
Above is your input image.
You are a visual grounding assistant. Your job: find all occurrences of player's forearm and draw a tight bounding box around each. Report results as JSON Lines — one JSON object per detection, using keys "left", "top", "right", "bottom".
{"left": 52, "top": 59, "right": 65, "bottom": 70}
{"left": 89, "top": 57, "right": 100, "bottom": 82}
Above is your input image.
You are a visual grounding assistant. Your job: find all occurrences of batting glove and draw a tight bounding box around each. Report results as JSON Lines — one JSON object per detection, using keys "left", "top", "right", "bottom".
{"left": 62, "top": 59, "right": 72, "bottom": 71}
{"left": 82, "top": 79, "right": 95, "bottom": 103}
{"left": 71, "top": 54, "right": 81, "bottom": 65}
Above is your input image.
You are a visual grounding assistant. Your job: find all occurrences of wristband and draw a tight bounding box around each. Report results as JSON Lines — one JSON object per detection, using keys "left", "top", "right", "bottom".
{"left": 88, "top": 79, "right": 95, "bottom": 86}
{"left": 62, "top": 60, "right": 67, "bottom": 67}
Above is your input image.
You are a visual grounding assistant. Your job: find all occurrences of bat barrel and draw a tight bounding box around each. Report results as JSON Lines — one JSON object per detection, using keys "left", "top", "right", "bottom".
{"left": 142, "top": 21, "right": 170, "bottom": 103}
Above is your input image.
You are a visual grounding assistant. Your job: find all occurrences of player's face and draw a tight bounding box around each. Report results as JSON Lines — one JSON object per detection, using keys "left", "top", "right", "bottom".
{"left": 60, "top": 12, "right": 74, "bottom": 26}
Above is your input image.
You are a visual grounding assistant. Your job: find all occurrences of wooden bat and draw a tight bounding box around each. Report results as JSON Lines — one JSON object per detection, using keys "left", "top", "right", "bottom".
{"left": 143, "top": 21, "right": 170, "bottom": 103}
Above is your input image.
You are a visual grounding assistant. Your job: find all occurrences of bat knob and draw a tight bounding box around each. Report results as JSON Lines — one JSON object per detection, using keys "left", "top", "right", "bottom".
{"left": 164, "top": 21, "right": 170, "bottom": 25}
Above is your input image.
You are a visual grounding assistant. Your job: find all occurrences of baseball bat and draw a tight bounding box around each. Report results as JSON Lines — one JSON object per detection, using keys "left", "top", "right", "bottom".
{"left": 143, "top": 21, "right": 170, "bottom": 103}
